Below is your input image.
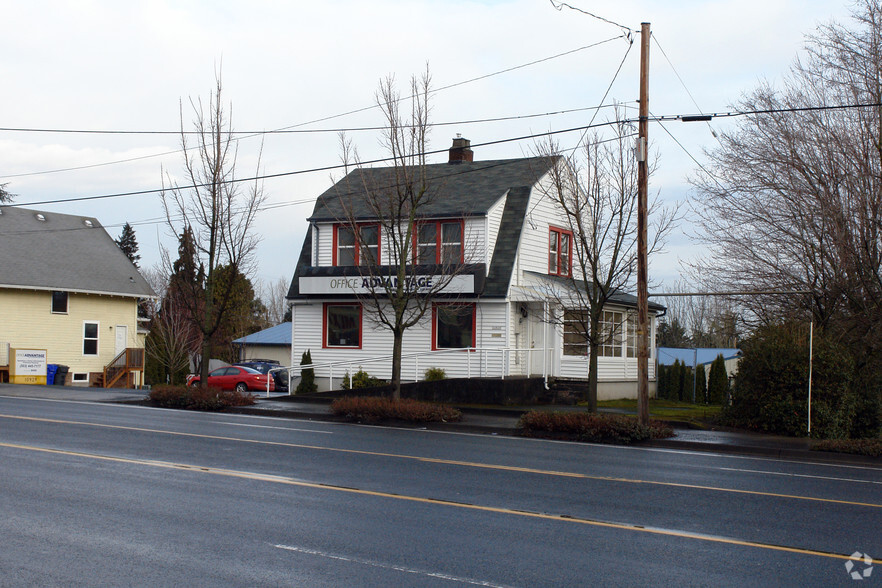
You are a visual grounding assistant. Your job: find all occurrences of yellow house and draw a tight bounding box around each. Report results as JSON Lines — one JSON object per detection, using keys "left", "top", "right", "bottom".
{"left": 0, "top": 206, "right": 155, "bottom": 388}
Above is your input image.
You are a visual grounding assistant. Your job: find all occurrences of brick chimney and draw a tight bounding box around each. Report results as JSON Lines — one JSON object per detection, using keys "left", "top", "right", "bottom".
{"left": 448, "top": 134, "right": 473, "bottom": 164}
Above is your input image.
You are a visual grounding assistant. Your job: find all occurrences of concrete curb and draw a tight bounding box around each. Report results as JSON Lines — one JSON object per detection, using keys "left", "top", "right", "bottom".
{"left": 227, "top": 404, "right": 881, "bottom": 466}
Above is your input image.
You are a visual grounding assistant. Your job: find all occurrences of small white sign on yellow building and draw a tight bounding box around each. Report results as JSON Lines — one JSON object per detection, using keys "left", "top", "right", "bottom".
{"left": 10, "top": 348, "right": 47, "bottom": 385}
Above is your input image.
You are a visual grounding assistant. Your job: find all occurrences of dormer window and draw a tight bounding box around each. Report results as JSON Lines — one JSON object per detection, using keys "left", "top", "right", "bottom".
{"left": 549, "top": 226, "right": 572, "bottom": 277}
{"left": 334, "top": 224, "right": 380, "bottom": 266}
{"left": 416, "top": 220, "right": 463, "bottom": 265}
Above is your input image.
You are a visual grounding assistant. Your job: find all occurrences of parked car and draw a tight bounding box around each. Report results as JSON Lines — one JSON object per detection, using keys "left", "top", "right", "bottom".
{"left": 187, "top": 365, "right": 275, "bottom": 393}
{"left": 235, "top": 360, "right": 289, "bottom": 392}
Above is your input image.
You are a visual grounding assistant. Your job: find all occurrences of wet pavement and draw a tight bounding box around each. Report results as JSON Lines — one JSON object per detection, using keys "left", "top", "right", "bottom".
{"left": 1, "top": 383, "right": 878, "bottom": 466}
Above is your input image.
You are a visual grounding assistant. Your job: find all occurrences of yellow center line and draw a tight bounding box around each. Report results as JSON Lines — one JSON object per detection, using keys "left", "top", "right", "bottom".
{"left": 0, "top": 439, "right": 874, "bottom": 566}
{"left": 1, "top": 413, "right": 880, "bottom": 509}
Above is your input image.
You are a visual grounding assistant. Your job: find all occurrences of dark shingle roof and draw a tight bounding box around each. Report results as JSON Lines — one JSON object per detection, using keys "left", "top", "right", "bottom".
{"left": 523, "top": 270, "right": 667, "bottom": 312}
{"left": 483, "top": 186, "right": 531, "bottom": 298}
{"left": 308, "top": 156, "right": 558, "bottom": 222}
{"left": 0, "top": 206, "right": 155, "bottom": 297}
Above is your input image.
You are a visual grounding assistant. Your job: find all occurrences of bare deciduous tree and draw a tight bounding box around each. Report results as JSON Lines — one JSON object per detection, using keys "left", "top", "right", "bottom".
{"left": 690, "top": 0, "right": 882, "bottom": 358}
{"left": 537, "top": 120, "right": 676, "bottom": 412}
{"left": 333, "top": 69, "right": 475, "bottom": 398}
{"left": 146, "top": 294, "right": 201, "bottom": 384}
{"left": 160, "top": 73, "right": 267, "bottom": 383}
{"left": 259, "top": 276, "right": 291, "bottom": 325}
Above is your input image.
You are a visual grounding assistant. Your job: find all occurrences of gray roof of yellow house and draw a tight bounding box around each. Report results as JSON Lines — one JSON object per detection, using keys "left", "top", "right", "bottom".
{"left": 0, "top": 206, "right": 155, "bottom": 298}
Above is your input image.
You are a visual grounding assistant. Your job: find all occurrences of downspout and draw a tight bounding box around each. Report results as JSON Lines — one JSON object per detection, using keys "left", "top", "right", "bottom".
{"left": 543, "top": 299, "right": 549, "bottom": 390}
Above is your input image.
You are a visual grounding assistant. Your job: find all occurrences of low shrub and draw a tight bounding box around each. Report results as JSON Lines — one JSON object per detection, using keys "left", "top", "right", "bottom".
{"left": 812, "top": 438, "right": 882, "bottom": 457}
{"left": 517, "top": 410, "right": 674, "bottom": 444}
{"left": 424, "top": 367, "right": 447, "bottom": 382}
{"left": 148, "top": 384, "right": 256, "bottom": 411}
{"left": 341, "top": 369, "right": 386, "bottom": 390}
{"left": 330, "top": 396, "right": 462, "bottom": 424}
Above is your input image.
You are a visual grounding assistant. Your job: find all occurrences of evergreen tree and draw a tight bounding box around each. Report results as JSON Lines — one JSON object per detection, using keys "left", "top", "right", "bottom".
{"left": 295, "top": 350, "right": 317, "bottom": 395}
{"left": 115, "top": 222, "right": 141, "bottom": 267}
{"left": 675, "top": 359, "right": 687, "bottom": 402}
{"left": 708, "top": 354, "right": 729, "bottom": 405}
{"left": 696, "top": 363, "right": 708, "bottom": 404}
{"left": 656, "top": 363, "right": 669, "bottom": 400}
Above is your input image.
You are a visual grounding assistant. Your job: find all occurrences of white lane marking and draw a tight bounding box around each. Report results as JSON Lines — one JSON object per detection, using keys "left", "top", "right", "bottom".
{"left": 717, "top": 467, "right": 882, "bottom": 485}
{"left": 274, "top": 544, "right": 510, "bottom": 587}
{"left": 214, "top": 421, "right": 332, "bottom": 434}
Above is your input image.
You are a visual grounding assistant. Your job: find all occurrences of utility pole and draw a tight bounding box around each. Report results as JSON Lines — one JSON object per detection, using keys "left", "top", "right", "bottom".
{"left": 636, "top": 22, "right": 651, "bottom": 426}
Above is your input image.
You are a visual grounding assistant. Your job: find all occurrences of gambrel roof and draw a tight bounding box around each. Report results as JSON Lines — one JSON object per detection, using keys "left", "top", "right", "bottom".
{"left": 289, "top": 156, "right": 559, "bottom": 300}
{"left": 0, "top": 206, "right": 155, "bottom": 298}
{"left": 308, "top": 156, "right": 558, "bottom": 222}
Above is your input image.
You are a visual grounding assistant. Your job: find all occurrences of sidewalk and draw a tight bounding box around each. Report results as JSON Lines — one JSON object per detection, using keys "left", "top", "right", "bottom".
{"left": 1, "top": 383, "right": 878, "bottom": 466}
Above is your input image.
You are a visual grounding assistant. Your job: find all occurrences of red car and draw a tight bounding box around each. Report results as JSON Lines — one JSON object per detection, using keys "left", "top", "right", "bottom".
{"left": 187, "top": 365, "right": 275, "bottom": 393}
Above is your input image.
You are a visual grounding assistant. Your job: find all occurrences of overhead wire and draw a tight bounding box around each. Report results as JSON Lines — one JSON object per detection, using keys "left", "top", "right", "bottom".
{"left": 0, "top": 38, "right": 623, "bottom": 181}
{"left": 651, "top": 34, "right": 718, "bottom": 139}
{"left": 7, "top": 100, "right": 879, "bottom": 210}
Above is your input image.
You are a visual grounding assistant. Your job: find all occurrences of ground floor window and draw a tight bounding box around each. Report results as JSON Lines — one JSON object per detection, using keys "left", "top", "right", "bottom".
{"left": 626, "top": 313, "right": 637, "bottom": 358}
{"left": 83, "top": 321, "right": 99, "bottom": 355}
{"left": 599, "top": 310, "right": 625, "bottom": 357}
{"left": 323, "top": 303, "right": 362, "bottom": 348}
{"left": 563, "top": 309, "right": 588, "bottom": 356}
{"left": 433, "top": 303, "right": 475, "bottom": 349}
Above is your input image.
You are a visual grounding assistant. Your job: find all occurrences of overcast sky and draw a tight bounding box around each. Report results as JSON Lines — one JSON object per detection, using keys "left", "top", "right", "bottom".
{"left": 0, "top": 0, "right": 855, "bottom": 296}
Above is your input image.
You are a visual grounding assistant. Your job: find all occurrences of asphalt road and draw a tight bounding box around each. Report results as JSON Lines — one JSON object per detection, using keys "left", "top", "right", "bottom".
{"left": 0, "top": 394, "right": 879, "bottom": 587}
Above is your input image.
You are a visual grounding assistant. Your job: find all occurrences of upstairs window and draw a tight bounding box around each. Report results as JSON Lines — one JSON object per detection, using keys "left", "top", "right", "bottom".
{"left": 335, "top": 224, "right": 380, "bottom": 266}
{"left": 416, "top": 220, "right": 463, "bottom": 265}
{"left": 549, "top": 227, "right": 572, "bottom": 277}
{"left": 51, "top": 291, "right": 68, "bottom": 314}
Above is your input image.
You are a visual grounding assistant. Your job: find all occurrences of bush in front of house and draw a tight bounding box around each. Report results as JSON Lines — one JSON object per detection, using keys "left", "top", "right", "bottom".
{"left": 148, "top": 384, "right": 256, "bottom": 411}
{"left": 424, "top": 367, "right": 446, "bottom": 381}
{"left": 330, "top": 396, "right": 462, "bottom": 424}
{"left": 341, "top": 369, "right": 385, "bottom": 390}
{"left": 295, "top": 349, "right": 317, "bottom": 395}
{"left": 517, "top": 411, "right": 674, "bottom": 444}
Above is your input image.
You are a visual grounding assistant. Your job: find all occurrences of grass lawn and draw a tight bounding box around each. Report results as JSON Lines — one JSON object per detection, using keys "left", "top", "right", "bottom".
{"left": 597, "top": 398, "right": 723, "bottom": 427}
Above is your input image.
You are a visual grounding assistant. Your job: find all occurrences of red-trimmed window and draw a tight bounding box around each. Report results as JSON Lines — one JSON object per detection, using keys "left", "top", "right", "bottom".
{"left": 334, "top": 224, "right": 380, "bottom": 266}
{"left": 432, "top": 303, "right": 476, "bottom": 350}
{"left": 323, "top": 303, "right": 362, "bottom": 348}
{"left": 415, "top": 220, "right": 463, "bottom": 265}
{"left": 549, "top": 227, "right": 572, "bottom": 277}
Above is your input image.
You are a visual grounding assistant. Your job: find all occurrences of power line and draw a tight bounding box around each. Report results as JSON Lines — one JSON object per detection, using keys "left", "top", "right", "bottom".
{"left": 548, "top": 0, "right": 637, "bottom": 37}
{"left": 0, "top": 103, "right": 632, "bottom": 138}
{"left": 5, "top": 120, "right": 630, "bottom": 208}
{"left": 651, "top": 34, "right": 718, "bottom": 139}
{"left": 0, "top": 39, "right": 621, "bottom": 181}
{"left": 7, "top": 101, "right": 879, "bottom": 209}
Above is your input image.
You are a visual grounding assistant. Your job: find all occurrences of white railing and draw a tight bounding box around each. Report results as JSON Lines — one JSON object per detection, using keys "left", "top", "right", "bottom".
{"left": 268, "top": 346, "right": 551, "bottom": 397}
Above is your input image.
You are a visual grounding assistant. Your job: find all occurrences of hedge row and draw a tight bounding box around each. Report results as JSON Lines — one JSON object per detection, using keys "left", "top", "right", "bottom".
{"left": 517, "top": 411, "right": 674, "bottom": 444}
{"left": 330, "top": 396, "right": 462, "bottom": 424}
{"left": 148, "top": 385, "right": 256, "bottom": 411}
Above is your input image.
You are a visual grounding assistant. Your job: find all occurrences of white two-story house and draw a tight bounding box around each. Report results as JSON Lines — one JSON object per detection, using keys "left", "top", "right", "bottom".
{"left": 286, "top": 138, "right": 663, "bottom": 399}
